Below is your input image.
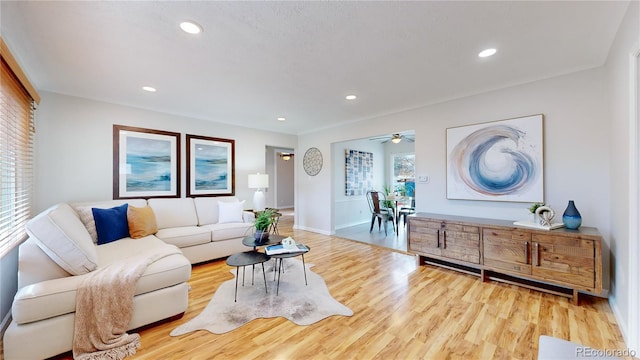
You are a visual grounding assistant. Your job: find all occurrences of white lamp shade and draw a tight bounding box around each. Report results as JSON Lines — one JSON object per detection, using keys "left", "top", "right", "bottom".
{"left": 248, "top": 173, "right": 269, "bottom": 189}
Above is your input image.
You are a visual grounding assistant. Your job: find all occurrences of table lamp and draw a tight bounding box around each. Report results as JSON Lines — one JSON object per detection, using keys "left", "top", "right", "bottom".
{"left": 248, "top": 173, "right": 269, "bottom": 211}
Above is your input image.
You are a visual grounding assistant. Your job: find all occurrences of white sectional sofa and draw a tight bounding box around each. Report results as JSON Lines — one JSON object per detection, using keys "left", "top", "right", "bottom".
{"left": 3, "top": 196, "right": 255, "bottom": 360}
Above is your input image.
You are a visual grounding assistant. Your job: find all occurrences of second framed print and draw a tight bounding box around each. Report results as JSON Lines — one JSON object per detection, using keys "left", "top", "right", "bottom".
{"left": 186, "top": 134, "right": 235, "bottom": 197}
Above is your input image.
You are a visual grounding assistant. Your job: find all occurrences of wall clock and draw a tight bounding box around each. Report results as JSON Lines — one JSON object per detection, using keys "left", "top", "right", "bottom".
{"left": 303, "top": 147, "right": 323, "bottom": 176}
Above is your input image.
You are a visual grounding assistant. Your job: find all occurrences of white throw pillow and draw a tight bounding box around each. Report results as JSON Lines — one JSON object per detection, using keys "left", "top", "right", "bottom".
{"left": 25, "top": 203, "right": 98, "bottom": 275}
{"left": 217, "top": 200, "right": 245, "bottom": 224}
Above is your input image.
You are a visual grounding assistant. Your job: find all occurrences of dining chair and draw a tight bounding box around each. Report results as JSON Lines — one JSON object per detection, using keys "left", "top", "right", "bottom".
{"left": 397, "top": 197, "right": 416, "bottom": 229}
{"left": 366, "top": 190, "right": 396, "bottom": 236}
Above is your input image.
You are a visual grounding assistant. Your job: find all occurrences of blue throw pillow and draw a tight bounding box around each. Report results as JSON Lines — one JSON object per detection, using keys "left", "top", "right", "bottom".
{"left": 92, "top": 204, "right": 130, "bottom": 245}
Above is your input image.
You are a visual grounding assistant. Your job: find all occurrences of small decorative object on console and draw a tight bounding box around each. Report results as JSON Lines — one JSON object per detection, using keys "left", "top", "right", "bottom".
{"left": 535, "top": 205, "right": 555, "bottom": 227}
{"left": 562, "top": 200, "right": 582, "bottom": 230}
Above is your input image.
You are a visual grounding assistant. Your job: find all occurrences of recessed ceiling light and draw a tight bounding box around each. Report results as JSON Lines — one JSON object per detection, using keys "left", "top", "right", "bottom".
{"left": 180, "top": 21, "right": 202, "bottom": 34}
{"left": 345, "top": 95, "right": 357, "bottom": 100}
{"left": 478, "top": 48, "right": 497, "bottom": 58}
{"left": 277, "top": 117, "right": 286, "bottom": 121}
{"left": 142, "top": 86, "right": 156, "bottom": 92}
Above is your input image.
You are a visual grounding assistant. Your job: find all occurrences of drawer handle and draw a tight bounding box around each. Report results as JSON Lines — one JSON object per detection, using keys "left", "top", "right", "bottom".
{"left": 524, "top": 241, "right": 529, "bottom": 264}
{"left": 443, "top": 230, "right": 447, "bottom": 249}
{"left": 436, "top": 229, "right": 440, "bottom": 248}
{"left": 534, "top": 242, "right": 540, "bottom": 266}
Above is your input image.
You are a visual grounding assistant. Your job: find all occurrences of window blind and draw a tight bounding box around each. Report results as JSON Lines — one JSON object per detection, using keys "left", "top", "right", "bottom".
{"left": 0, "top": 57, "right": 36, "bottom": 257}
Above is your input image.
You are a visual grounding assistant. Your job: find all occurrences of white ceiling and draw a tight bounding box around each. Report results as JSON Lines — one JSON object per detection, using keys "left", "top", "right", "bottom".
{"left": 0, "top": 1, "right": 630, "bottom": 135}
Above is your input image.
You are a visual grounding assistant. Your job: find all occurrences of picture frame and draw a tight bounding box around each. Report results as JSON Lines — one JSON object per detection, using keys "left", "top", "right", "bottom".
{"left": 186, "top": 134, "right": 235, "bottom": 197}
{"left": 446, "top": 114, "right": 544, "bottom": 202}
{"left": 113, "top": 125, "right": 181, "bottom": 199}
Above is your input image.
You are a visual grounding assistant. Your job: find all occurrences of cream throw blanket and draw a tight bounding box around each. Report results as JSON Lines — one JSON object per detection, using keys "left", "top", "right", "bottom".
{"left": 73, "top": 246, "right": 181, "bottom": 360}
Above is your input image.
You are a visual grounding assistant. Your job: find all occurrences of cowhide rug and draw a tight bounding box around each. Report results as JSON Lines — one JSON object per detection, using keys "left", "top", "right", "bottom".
{"left": 170, "top": 258, "right": 353, "bottom": 335}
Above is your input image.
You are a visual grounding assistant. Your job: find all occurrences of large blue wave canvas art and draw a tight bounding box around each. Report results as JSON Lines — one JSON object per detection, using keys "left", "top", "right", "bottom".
{"left": 446, "top": 115, "right": 543, "bottom": 202}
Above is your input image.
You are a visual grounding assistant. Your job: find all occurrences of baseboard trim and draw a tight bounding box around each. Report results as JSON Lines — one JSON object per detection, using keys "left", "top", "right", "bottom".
{"left": 292, "top": 225, "right": 332, "bottom": 235}
{"left": 609, "top": 295, "right": 630, "bottom": 349}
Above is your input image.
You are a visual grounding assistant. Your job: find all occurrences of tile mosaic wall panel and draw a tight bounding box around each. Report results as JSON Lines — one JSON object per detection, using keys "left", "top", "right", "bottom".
{"left": 345, "top": 149, "right": 373, "bottom": 196}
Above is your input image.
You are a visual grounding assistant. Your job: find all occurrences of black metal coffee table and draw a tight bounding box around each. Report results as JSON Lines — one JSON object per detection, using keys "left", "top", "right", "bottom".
{"left": 225, "top": 251, "right": 270, "bottom": 302}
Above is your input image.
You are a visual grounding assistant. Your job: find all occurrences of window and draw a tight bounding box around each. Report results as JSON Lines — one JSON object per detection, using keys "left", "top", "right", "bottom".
{"left": 392, "top": 153, "right": 415, "bottom": 196}
{"left": 1, "top": 40, "right": 39, "bottom": 257}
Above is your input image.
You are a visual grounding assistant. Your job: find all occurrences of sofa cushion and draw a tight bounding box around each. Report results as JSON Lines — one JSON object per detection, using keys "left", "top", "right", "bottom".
{"left": 218, "top": 200, "right": 245, "bottom": 224}
{"left": 193, "top": 196, "right": 241, "bottom": 226}
{"left": 12, "top": 236, "right": 191, "bottom": 325}
{"left": 148, "top": 198, "right": 198, "bottom": 229}
{"left": 154, "top": 226, "right": 211, "bottom": 248}
{"left": 127, "top": 205, "right": 158, "bottom": 239}
{"left": 92, "top": 204, "right": 130, "bottom": 245}
{"left": 202, "top": 222, "right": 254, "bottom": 242}
{"left": 73, "top": 199, "right": 147, "bottom": 244}
{"left": 25, "top": 203, "right": 98, "bottom": 275}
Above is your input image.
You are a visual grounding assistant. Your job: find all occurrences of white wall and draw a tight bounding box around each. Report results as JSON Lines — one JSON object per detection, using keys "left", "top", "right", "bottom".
{"left": 33, "top": 92, "right": 297, "bottom": 212}
{"left": 604, "top": 0, "right": 639, "bottom": 352}
{"left": 298, "top": 67, "right": 611, "bottom": 288}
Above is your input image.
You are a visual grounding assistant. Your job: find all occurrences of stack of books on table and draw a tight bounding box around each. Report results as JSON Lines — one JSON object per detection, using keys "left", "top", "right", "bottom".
{"left": 266, "top": 243, "right": 309, "bottom": 255}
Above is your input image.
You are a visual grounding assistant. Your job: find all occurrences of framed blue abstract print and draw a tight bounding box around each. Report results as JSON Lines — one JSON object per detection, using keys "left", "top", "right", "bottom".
{"left": 446, "top": 114, "right": 544, "bottom": 202}
{"left": 113, "top": 125, "right": 181, "bottom": 199}
{"left": 186, "top": 134, "right": 235, "bottom": 197}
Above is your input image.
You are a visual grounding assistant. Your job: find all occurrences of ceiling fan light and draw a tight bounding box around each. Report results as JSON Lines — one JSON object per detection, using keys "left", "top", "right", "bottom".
{"left": 391, "top": 137, "right": 402, "bottom": 144}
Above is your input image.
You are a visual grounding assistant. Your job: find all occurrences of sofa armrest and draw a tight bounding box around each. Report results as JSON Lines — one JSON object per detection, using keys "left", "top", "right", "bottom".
{"left": 243, "top": 211, "right": 255, "bottom": 223}
{"left": 13, "top": 275, "right": 84, "bottom": 324}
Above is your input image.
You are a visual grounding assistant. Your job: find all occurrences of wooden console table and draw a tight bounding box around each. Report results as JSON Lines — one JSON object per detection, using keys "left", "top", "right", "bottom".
{"left": 407, "top": 213, "right": 603, "bottom": 305}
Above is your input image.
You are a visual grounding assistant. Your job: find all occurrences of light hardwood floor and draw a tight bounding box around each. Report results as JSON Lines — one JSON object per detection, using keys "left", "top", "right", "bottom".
{"left": 45, "top": 214, "right": 629, "bottom": 359}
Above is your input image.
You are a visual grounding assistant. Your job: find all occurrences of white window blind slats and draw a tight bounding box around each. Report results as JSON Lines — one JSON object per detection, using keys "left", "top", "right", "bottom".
{"left": 0, "top": 57, "right": 35, "bottom": 257}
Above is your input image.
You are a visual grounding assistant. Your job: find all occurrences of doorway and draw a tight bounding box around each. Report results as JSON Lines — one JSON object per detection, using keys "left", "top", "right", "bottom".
{"left": 629, "top": 45, "right": 640, "bottom": 354}
{"left": 332, "top": 131, "right": 415, "bottom": 252}
{"left": 265, "top": 146, "right": 294, "bottom": 213}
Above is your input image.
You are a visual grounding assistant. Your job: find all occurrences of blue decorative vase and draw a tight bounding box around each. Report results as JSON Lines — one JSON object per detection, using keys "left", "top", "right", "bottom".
{"left": 562, "top": 200, "right": 582, "bottom": 230}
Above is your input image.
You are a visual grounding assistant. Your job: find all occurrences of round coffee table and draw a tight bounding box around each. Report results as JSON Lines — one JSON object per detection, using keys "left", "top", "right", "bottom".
{"left": 226, "top": 251, "right": 270, "bottom": 302}
{"left": 242, "top": 234, "right": 285, "bottom": 249}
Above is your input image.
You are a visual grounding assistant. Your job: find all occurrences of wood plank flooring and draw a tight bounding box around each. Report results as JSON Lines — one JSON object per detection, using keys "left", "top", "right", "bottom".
{"left": 133, "top": 214, "right": 627, "bottom": 359}
{"left": 39, "top": 213, "right": 629, "bottom": 359}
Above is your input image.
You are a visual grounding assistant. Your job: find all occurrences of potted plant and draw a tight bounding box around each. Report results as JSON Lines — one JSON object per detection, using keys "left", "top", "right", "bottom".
{"left": 253, "top": 209, "right": 274, "bottom": 243}
{"left": 382, "top": 185, "right": 395, "bottom": 210}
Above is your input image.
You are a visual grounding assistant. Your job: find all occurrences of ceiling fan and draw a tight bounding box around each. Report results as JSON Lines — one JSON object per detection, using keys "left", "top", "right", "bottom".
{"left": 369, "top": 133, "right": 415, "bottom": 144}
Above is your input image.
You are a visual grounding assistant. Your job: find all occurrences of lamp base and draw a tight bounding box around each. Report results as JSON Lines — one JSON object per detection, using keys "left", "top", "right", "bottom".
{"left": 253, "top": 190, "right": 265, "bottom": 212}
